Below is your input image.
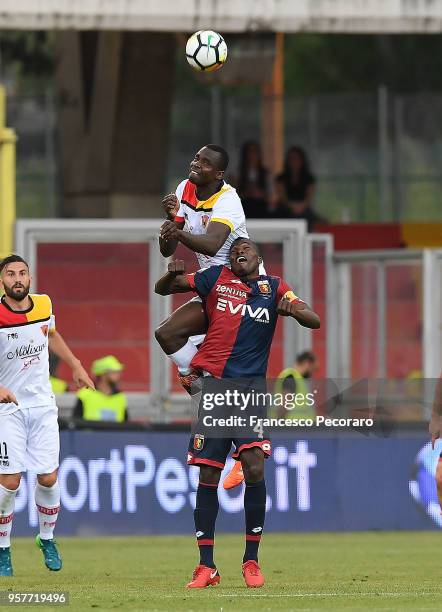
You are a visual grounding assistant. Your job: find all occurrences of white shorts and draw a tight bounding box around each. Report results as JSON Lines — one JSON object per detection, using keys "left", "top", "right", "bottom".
{"left": 0, "top": 405, "right": 59, "bottom": 474}
{"left": 188, "top": 262, "right": 267, "bottom": 347}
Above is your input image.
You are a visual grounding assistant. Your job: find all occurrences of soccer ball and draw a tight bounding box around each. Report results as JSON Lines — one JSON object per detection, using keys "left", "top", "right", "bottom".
{"left": 185, "top": 30, "right": 228, "bottom": 72}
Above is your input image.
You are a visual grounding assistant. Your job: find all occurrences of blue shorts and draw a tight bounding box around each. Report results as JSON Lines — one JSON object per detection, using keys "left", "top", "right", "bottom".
{"left": 187, "top": 435, "right": 271, "bottom": 469}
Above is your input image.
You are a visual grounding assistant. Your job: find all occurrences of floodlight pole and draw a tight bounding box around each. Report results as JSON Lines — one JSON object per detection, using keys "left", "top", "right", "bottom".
{"left": 0, "top": 85, "right": 17, "bottom": 259}
{"left": 261, "top": 32, "right": 284, "bottom": 178}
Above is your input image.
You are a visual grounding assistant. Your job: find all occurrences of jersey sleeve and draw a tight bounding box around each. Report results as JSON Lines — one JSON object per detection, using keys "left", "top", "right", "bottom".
{"left": 48, "top": 297, "right": 56, "bottom": 333}
{"left": 276, "top": 279, "right": 304, "bottom": 304}
{"left": 174, "top": 180, "right": 187, "bottom": 223}
{"left": 186, "top": 265, "right": 223, "bottom": 297}
{"left": 210, "top": 190, "right": 245, "bottom": 233}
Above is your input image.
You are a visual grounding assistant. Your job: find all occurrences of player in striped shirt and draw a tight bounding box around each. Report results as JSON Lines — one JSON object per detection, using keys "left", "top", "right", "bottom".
{"left": 156, "top": 238, "right": 320, "bottom": 588}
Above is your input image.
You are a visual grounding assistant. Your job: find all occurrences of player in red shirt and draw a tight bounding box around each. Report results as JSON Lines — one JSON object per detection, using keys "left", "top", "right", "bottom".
{"left": 156, "top": 238, "right": 320, "bottom": 588}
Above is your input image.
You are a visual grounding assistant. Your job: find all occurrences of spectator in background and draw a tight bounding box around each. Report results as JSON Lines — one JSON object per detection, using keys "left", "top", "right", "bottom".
{"left": 234, "top": 141, "right": 270, "bottom": 218}
{"left": 73, "top": 355, "right": 128, "bottom": 422}
{"left": 49, "top": 352, "right": 68, "bottom": 394}
{"left": 272, "top": 146, "right": 324, "bottom": 231}
{"left": 273, "top": 350, "right": 319, "bottom": 419}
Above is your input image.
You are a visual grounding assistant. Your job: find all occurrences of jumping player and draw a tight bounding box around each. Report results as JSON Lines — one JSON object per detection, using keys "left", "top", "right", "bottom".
{"left": 156, "top": 144, "right": 250, "bottom": 391}
{"left": 155, "top": 238, "right": 320, "bottom": 589}
{"left": 157, "top": 144, "right": 254, "bottom": 488}
{"left": 0, "top": 255, "right": 94, "bottom": 576}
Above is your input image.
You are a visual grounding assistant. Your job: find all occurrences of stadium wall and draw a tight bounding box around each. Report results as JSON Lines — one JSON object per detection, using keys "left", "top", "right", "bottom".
{"left": 11, "top": 430, "right": 441, "bottom": 536}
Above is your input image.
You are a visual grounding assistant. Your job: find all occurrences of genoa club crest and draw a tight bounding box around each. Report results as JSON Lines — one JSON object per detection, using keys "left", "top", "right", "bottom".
{"left": 194, "top": 434, "right": 205, "bottom": 451}
{"left": 41, "top": 325, "right": 49, "bottom": 337}
{"left": 257, "top": 280, "right": 271, "bottom": 295}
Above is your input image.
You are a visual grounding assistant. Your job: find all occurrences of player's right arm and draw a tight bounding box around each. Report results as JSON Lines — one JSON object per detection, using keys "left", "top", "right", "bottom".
{"left": 159, "top": 184, "right": 186, "bottom": 257}
{"left": 155, "top": 260, "right": 193, "bottom": 295}
{"left": 159, "top": 193, "right": 185, "bottom": 257}
{"left": 0, "top": 385, "right": 18, "bottom": 405}
{"left": 155, "top": 261, "right": 222, "bottom": 296}
{"left": 430, "top": 372, "right": 442, "bottom": 448}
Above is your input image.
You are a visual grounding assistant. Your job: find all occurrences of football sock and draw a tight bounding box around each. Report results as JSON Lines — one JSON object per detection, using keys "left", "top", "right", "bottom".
{"left": 35, "top": 481, "right": 60, "bottom": 540}
{"left": 194, "top": 482, "right": 219, "bottom": 568}
{"left": 169, "top": 340, "right": 198, "bottom": 373}
{"left": 243, "top": 479, "right": 266, "bottom": 563}
{"left": 0, "top": 484, "right": 16, "bottom": 548}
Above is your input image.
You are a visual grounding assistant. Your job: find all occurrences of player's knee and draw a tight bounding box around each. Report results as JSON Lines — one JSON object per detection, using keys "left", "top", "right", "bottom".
{"left": 199, "top": 466, "right": 221, "bottom": 486}
{"left": 240, "top": 449, "right": 265, "bottom": 483}
{"left": 0, "top": 474, "right": 21, "bottom": 491}
{"left": 154, "top": 323, "right": 170, "bottom": 349}
{"left": 37, "top": 471, "right": 58, "bottom": 488}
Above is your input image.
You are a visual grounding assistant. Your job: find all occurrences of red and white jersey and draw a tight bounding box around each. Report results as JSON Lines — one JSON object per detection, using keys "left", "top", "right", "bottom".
{"left": 175, "top": 179, "right": 248, "bottom": 269}
{"left": 0, "top": 294, "right": 56, "bottom": 415}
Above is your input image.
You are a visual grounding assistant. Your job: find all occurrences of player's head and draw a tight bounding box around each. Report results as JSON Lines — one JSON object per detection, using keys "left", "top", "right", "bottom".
{"left": 189, "top": 144, "right": 229, "bottom": 186}
{"left": 229, "top": 238, "right": 262, "bottom": 278}
{"left": 0, "top": 254, "right": 31, "bottom": 302}
{"left": 296, "top": 350, "right": 318, "bottom": 378}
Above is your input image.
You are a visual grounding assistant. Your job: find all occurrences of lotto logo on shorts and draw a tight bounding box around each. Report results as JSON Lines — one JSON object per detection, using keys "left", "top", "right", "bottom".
{"left": 193, "top": 434, "right": 205, "bottom": 451}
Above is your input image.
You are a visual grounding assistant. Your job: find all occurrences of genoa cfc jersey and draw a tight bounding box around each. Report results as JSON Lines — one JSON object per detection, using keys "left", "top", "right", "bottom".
{"left": 175, "top": 179, "right": 248, "bottom": 269}
{"left": 0, "top": 294, "right": 56, "bottom": 415}
{"left": 186, "top": 266, "right": 303, "bottom": 378}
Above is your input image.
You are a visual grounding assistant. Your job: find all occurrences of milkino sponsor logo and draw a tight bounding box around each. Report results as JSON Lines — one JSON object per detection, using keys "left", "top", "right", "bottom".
{"left": 7, "top": 343, "right": 46, "bottom": 360}
{"left": 216, "top": 298, "right": 270, "bottom": 322}
{"left": 216, "top": 284, "right": 248, "bottom": 299}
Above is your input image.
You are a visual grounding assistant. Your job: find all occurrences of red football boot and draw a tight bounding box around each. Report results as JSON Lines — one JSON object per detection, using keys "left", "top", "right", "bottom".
{"left": 242, "top": 560, "right": 264, "bottom": 588}
{"left": 223, "top": 461, "right": 244, "bottom": 490}
{"left": 186, "top": 564, "right": 221, "bottom": 588}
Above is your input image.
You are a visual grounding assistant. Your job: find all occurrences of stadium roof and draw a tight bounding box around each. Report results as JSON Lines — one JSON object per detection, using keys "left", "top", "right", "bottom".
{"left": 1, "top": 0, "right": 442, "bottom": 32}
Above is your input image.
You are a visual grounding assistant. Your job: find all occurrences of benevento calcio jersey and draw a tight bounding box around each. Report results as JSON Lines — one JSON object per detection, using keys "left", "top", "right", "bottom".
{"left": 0, "top": 294, "right": 56, "bottom": 415}
{"left": 175, "top": 180, "right": 248, "bottom": 269}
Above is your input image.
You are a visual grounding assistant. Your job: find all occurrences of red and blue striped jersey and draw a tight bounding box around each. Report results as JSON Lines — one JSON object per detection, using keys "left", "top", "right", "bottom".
{"left": 186, "top": 265, "right": 303, "bottom": 378}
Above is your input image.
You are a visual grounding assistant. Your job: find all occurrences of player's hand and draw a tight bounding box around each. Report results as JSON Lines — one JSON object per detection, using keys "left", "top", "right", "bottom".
{"left": 276, "top": 298, "right": 299, "bottom": 317}
{"left": 168, "top": 260, "right": 186, "bottom": 275}
{"left": 429, "top": 414, "right": 442, "bottom": 449}
{"left": 160, "top": 220, "right": 180, "bottom": 242}
{"left": 162, "top": 193, "right": 179, "bottom": 220}
{"left": 72, "top": 364, "right": 95, "bottom": 391}
{"left": 0, "top": 385, "right": 18, "bottom": 405}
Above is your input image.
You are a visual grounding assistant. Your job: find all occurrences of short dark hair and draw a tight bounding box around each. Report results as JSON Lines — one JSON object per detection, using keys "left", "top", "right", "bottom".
{"left": 0, "top": 254, "right": 29, "bottom": 275}
{"left": 205, "top": 144, "right": 229, "bottom": 171}
{"left": 230, "top": 237, "right": 261, "bottom": 256}
{"left": 296, "top": 350, "right": 316, "bottom": 364}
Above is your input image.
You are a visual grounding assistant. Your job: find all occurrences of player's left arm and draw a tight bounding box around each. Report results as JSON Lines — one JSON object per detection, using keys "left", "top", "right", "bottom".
{"left": 48, "top": 331, "right": 95, "bottom": 390}
{"left": 276, "top": 282, "right": 320, "bottom": 329}
{"left": 277, "top": 299, "right": 320, "bottom": 329}
{"left": 160, "top": 218, "right": 230, "bottom": 257}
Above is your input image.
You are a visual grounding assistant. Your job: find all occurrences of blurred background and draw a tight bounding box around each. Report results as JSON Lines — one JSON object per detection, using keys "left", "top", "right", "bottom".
{"left": 1, "top": 1, "right": 442, "bottom": 535}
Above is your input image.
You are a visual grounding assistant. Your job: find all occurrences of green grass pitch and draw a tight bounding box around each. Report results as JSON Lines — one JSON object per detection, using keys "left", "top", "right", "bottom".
{"left": 3, "top": 532, "right": 442, "bottom": 610}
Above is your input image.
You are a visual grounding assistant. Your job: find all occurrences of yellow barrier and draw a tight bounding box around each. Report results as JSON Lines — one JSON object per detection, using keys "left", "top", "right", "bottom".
{"left": 0, "top": 85, "right": 17, "bottom": 260}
